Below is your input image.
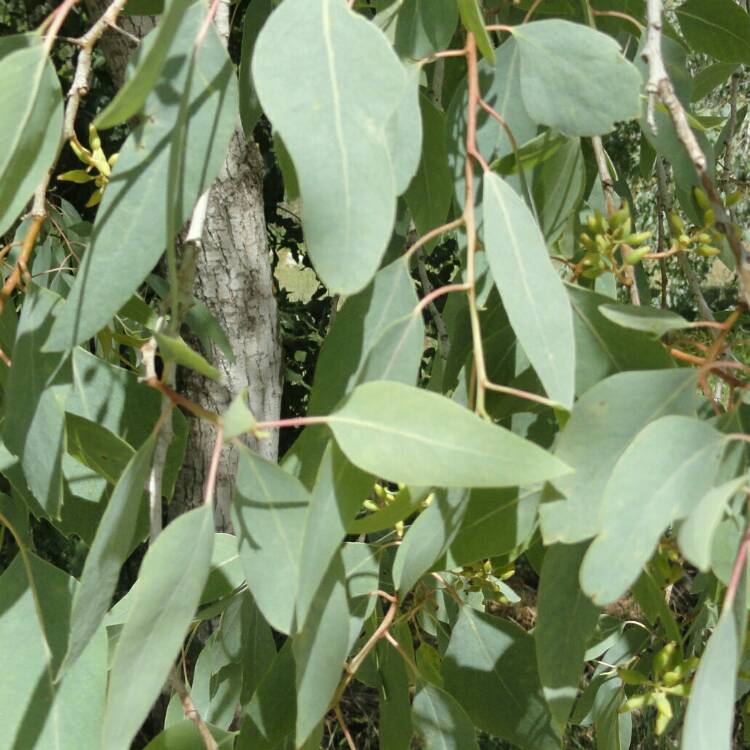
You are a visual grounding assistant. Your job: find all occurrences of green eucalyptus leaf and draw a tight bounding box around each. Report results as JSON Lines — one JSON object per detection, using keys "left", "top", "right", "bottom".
{"left": 393, "top": 488, "right": 468, "bottom": 594}
{"left": 252, "top": 0, "right": 405, "bottom": 294}
{"left": 457, "top": 0, "right": 496, "bottom": 64}
{"left": 541, "top": 369, "right": 700, "bottom": 545}
{"left": 59, "top": 436, "right": 155, "bottom": 680}
{"left": 95, "top": 0, "right": 193, "bottom": 129}
{"left": 535, "top": 543, "right": 599, "bottom": 727}
{"left": 4, "top": 285, "right": 71, "bottom": 518}
{"left": 412, "top": 683, "right": 480, "bottom": 750}
{"left": 0, "top": 554, "right": 108, "bottom": 749}
{"left": 447, "top": 488, "right": 539, "bottom": 567}
{"left": 240, "top": 0, "right": 274, "bottom": 137}
{"left": 155, "top": 332, "right": 220, "bottom": 380}
{"left": 567, "top": 284, "right": 674, "bottom": 395}
{"left": 511, "top": 20, "right": 641, "bottom": 136}
{"left": 394, "top": 0, "right": 458, "bottom": 59}
{"left": 483, "top": 172, "right": 575, "bottom": 409}
{"left": 598, "top": 303, "right": 690, "bottom": 338}
{"left": 47, "top": 3, "right": 237, "bottom": 350}
{"left": 329, "top": 381, "right": 571, "bottom": 487}
{"left": 443, "top": 607, "right": 560, "bottom": 750}
{"left": 103, "top": 506, "right": 215, "bottom": 750}
{"left": 678, "top": 477, "right": 746, "bottom": 572}
{"left": 581, "top": 416, "right": 727, "bottom": 605}
{"left": 0, "top": 36, "right": 63, "bottom": 237}
{"left": 676, "top": 0, "right": 750, "bottom": 66}
{"left": 143, "top": 720, "right": 234, "bottom": 749}
{"left": 65, "top": 413, "right": 135, "bottom": 485}
{"left": 691, "top": 62, "right": 739, "bottom": 102}
{"left": 682, "top": 575, "right": 746, "bottom": 750}
{"left": 405, "top": 94, "right": 454, "bottom": 248}
{"left": 232, "top": 446, "right": 309, "bottom": 635}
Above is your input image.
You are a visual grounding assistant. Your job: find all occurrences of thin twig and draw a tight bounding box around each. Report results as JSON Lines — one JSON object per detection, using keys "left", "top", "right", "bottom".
{"left": 403, "top": 217, "right": 464, "bottom": 262}
{"left": 170, "top": 667, "right": 219, "bottom": 750}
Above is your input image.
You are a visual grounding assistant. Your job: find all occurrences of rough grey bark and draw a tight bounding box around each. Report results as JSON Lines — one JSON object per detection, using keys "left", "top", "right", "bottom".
{"left": 85, "top": 1, "right": 283, "bottom": 528}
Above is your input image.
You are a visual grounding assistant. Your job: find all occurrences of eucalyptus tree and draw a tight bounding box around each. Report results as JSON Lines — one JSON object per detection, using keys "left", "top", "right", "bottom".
{"left": 1, "top": 1, "right": 750, "bottom": 749}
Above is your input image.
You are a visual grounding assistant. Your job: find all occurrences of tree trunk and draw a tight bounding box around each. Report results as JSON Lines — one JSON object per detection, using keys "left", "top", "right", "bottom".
{"left": 85, "top": 1, "right": 283, "bottom": 528}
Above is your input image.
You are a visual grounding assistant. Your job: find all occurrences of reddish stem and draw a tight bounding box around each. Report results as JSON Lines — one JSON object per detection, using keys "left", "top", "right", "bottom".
{"left": 413, "top": 283, "right": 469, "bottom": 316}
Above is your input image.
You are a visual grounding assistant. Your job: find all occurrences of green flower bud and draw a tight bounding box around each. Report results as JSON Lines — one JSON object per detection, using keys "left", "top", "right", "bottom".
{"left": 624, "top": 231, "right": 652, "bottom": 246}
{"left": 703, "top": 208, "right": 716, "bottom": 226}
{"left": 727, "top": 191, "right": 743, "bottom": 207}
{"left": 696, "top": 244, "right": 721, "bottom": 257}
{"left": 625, "top": 246, "right": 651, "bottom": 265}
{"left": 653, "top": 643, "right": 678, "bottom": 676}
{"left": 668, "top": 212, "right": 685, "bottom": 236}
{"left": 618, "top": 668, "right": 649, "bottom": 685}
{"left": 693, "top": 187, "right": 710, "bottom": 211}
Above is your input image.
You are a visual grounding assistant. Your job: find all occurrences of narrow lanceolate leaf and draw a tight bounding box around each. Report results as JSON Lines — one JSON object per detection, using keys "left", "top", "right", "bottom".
{"left": 483, "top": 172, "right": 575, "bottom": 409}
{"left": 155, "top": 332, "right": 220, "bottom": 380}
{"left": 253, "top": 0, "right": 405, "bottom": 294}
{"left": 329, "top": 382, "right": 571, "bottom": 488}
{"left": 676, "top": 0, "right": 750, "bottom": 67}
{"left": 580, "top": 416, "right": 727, "bottom": 606}
{"left": 385, "top": 62, "right": 422, "bottom": 195}
{"left": 682, "top": 574, "right": 746, "bottom": 750}
{"left": 405, "top": 94, "right": 453, "bottom": 247}
{"left": 535, "top": 544, "right": 599, "bottom": 728}
{"left": 293, "top": 555, "right": 350, "bottom": 746}
{"left": 0, "top": 35, "right": 63, "bottom": 237}
{"left": 598, "top": 303, "right": 690, "bottom": 338}
{"left": 47, "top": 3, "right": 237, "bottom": 350}
{"left": 94, "top": 0, "right": 193, "bottom": 129}
{"left": 0, "top": 554, "right": 108, "bottom": 749}
{"left": 412, "top": 683, "right": 480, "bottom": 750}
{"left": 103, "top": 506, "right": 214, "bottom": 750}
{"left": 511, "top": 20, "right": 641, "bottom": 136}
{"left": 457, "top": 0, "right": 495, "bottom": 64}
{"left": 3, "top": 285, "right": 71, "bottom": 517}
{"left": 59, "top": 436, "right": 156, "bottom": 680}
{"left": 239, "top": 0, "right": 274, "bottom": 136}
{"left": 540, "top": 369, "right": 700, "bottom": 545}
{"left": 295, "top": 442, "right": 372, "bottom": 629}
{"left": 232, "top": 445, "right": 309, "bottom": 635}
{"left": 443, "top": 607, "right": 560, "bottom": 750}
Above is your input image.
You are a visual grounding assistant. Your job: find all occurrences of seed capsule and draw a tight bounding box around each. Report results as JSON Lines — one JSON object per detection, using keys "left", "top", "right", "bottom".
{"left": 693, "top": 187, "right": 710, "bottom": 211}
{"left": 696, "top": 244, "right": 721, "bottom": 257}
{"left": 668, "top": 212, "right": 685, "bottom": 236}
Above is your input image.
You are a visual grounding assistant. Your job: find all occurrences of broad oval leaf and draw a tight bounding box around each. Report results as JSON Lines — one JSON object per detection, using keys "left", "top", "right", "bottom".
{"left": 511, "top": 20, "right": 641, "bottom": 136}
{"left": 483, "top": 172, "right": 575, "bottom": 409}
{"left": 103, "top": 506, "right": 215, "bottom": 750}
{"left": 329, "top": 381, "right": 571, "bottom": 488}
{"left": 580, "top": 416, "right": 727, "bottom": 605}
{"left": 676, "top": 0, "right": 750, "bottom": 66}
{"left": 252, "top": 0, "right": 405, "bottom": 294}
{"left": 0, "top": 36, "right": 63, "bottom": 237}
